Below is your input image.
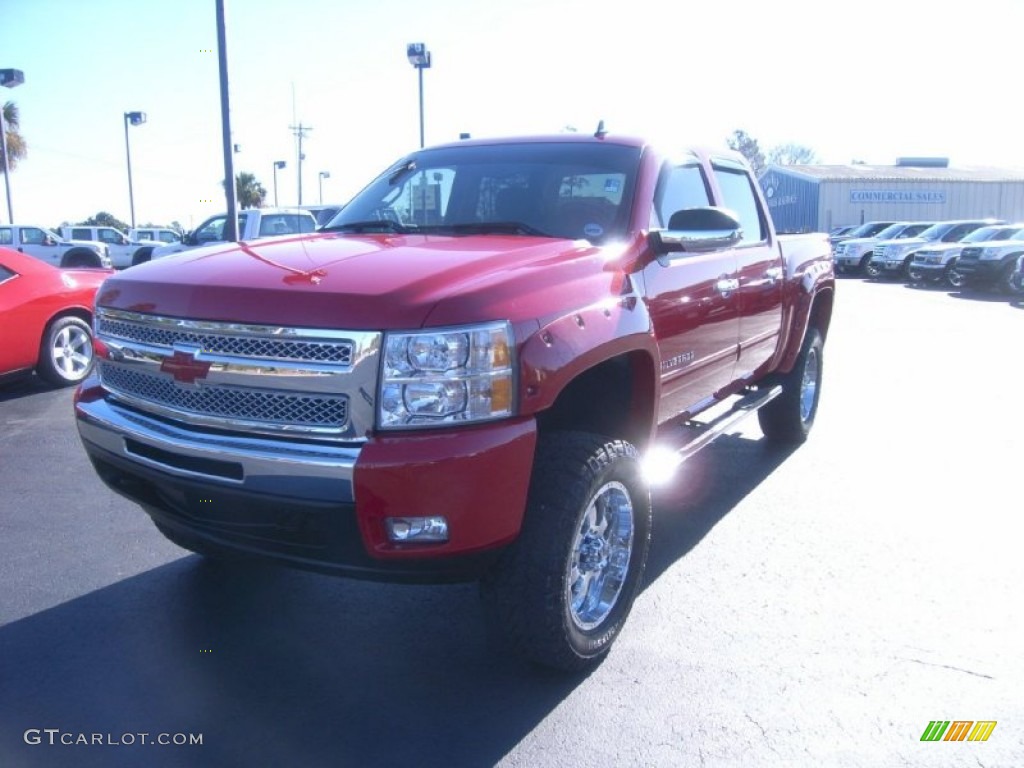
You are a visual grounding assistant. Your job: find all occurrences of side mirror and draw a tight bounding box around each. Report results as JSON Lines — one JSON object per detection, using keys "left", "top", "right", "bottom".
{"left": 183, "top": 232, "right": 197, "bottom": 245}
{"left": 650, "top": 207, "right": 742, "bottom": 259}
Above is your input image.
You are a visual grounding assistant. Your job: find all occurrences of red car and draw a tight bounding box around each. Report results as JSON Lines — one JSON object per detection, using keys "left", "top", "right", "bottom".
{"left": 0, "top": 246, "right": 111, "bottom": 386}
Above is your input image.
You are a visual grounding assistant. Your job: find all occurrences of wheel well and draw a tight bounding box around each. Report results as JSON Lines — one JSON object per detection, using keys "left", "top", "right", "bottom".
{"left": 42, "top": 308, "right": 92, "bottom": 336}
{"left": 61, "top": 249, "right": 100, "bottom": 268}
{"left": 534, "top": 352, "right": 655, "bottom": 449}
{"left": 809, "top": 288, "right": 834, "bottom": 342}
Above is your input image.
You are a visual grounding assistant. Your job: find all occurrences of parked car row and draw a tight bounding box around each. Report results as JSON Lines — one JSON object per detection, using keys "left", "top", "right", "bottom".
{"left": 831, "top": 218, "right": 1024, "bottom": 294}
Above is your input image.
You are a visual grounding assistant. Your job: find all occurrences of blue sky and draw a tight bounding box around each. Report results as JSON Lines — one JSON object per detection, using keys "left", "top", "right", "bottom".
{"left": 3, "top": 0, "right": 1023, "bottom": 230}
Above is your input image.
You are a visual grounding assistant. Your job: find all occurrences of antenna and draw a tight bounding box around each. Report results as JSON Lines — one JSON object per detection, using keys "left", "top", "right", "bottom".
{"left": 594, "top": 120, "right": 607, "bottom": 139}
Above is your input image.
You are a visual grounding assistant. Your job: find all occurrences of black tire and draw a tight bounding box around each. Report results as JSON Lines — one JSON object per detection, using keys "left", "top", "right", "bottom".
{"left": 945, "top": 263, "right": 965, "bottom": 289}
{"left": 131, "top": 247, "right": 154, "bottom": 266}
{"left": 60, "top": 249, "right": 101, "bottom": 269}
{"left": 907, "top": 265, "right": 924, "bottom": 283}
{"left": 36, "top": 315, "right": 95, "bottom": 386}
{"left": 758, "top": 327, "right": 824, "bottom": 444}
{"left": 1001, "top": 260, "right": 1024, "bottom": 296}
{"left": 480, "top": 432, "right": 652, "bottom": 673}
{"left": 862, "top": 255, "right": 879, "bottom": 278}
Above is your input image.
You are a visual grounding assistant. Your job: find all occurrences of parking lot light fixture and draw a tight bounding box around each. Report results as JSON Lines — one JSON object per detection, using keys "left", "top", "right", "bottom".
{"left": 406, "top": 43, "right": 431, "bottom": 148}
{"left": 318, "top": 171, "right": 330, "bottom": 205}
{"left": 123, "top": 111, "right": 146, "bottom": 229}
{"left": 1, "top": 68, "right": 25, "bottom": 225}
{"left": 273, "top": 160, "right": 286, "bottom": 206}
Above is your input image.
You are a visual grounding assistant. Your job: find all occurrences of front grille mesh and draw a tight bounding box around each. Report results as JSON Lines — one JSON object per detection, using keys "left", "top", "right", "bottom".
{"left": 97, "top": 316, "right": 352, "bottom": 364}
{"left": 101, "top": 362, "right": 347, "bottom": 429}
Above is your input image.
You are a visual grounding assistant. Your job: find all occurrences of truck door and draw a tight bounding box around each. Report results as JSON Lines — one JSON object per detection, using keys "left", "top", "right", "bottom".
{"left": 17, "top": 227, "right": 61, "bottom": 266}
{"left": 711, "top": 160, "right": 783, "bottom": 379}
{"left": 642, "top": 157, "right": 740, "bottom": 422}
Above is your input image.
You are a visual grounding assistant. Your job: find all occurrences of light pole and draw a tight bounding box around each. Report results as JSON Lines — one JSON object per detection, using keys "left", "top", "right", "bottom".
{"left": 1, "top": 68, "right": 25, "bottom": 225}
{"left": 123, "top": 111, "right": 146, "bottom": 229}
{"left": 318, "top": 171, "right": 330, "bottom": 205}
{"left": 273, "top": 160, "right": 286, "bottom": 206}
{"left": 406, "top": 43, "right": 431, "bottom": 148}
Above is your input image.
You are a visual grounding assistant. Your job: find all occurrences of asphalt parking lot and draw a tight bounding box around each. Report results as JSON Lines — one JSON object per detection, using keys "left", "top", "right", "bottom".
{"left": 1, "top": 278, "right": 1021, "bottom": 768}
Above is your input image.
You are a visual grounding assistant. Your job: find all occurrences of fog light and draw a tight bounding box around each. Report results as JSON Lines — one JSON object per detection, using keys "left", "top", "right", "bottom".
{"left": 385, "top": 516, "right": 449, "bottom": 543}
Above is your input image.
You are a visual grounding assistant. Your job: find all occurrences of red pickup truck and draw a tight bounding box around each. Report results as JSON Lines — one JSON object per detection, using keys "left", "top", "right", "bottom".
{"left": 75, "top": 132, "right": 834, "bottom": 671}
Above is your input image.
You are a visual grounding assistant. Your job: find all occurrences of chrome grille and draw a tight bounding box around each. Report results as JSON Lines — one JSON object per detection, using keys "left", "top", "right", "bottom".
{"left": 100, "top": 362, "right": 348, "bottom": 429}
{"left": 97, "top": 315, "right": 353, "bottom": 364}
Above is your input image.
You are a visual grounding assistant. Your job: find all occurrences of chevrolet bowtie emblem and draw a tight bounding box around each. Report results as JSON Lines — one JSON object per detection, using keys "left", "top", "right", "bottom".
{"left": 160, "top": 350, "right": 212, "bottom": 384}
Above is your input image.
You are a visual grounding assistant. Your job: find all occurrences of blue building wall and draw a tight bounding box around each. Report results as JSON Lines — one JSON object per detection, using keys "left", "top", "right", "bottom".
{"left": 758, "top": 169, "right": 820, "bottom": 233}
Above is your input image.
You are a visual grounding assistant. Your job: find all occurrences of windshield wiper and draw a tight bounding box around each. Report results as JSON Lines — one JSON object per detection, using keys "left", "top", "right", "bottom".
{"left": 320, "top": 220, "right": 415, "bottom": 234}
{"left": 418, "top": 221, "right": 554, "bottom": 238}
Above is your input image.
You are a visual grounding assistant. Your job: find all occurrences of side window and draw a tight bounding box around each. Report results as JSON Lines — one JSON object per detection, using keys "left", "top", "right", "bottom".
{"left": 71, "top": 228, "right": 92, "bottom": 240}
{"left": 195, "top": 217, "right": 227, "bottom": 242}
{"left": 0, "top": 227, "right": 12, "bottom": 245}
{"left": 0, "top": 264, "right": 16, "bottom": 283}
{"left": 159, "top": 231, "right": 177, "bottom": 243}
{"left": 711, "top": 165, "right": 766, "bottom": 245}
{"left": 653, "top": 162, "right": 712, "bottom": 229}
{"left": 944, "top": 223, "right": 975, "bottom": 241}
{"left": 98, "top": 228, "right": 122, "bottom": 244}
{"left": 20, "top": 228, "right": 46, "bottom": 245}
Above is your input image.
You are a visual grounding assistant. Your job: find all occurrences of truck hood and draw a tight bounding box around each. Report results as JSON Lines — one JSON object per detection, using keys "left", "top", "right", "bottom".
{"left": 97, "top": 232, "right": 623, "bottom": 330}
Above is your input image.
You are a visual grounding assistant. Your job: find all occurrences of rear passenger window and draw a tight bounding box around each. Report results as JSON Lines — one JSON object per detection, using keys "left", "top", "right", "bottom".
{"left": 653, "top": 161, "right": 711, "bottom": 228}
{"left": 71, "top": 228, "right": 92, "bottom": 240}
{"left": 712, "top": 164, "right": 766, "bottom": 245}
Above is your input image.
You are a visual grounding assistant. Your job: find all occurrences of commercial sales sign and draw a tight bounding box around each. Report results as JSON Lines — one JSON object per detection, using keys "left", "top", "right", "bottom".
{"left": 850, "top": 189, "right": 946, "bottom": 204}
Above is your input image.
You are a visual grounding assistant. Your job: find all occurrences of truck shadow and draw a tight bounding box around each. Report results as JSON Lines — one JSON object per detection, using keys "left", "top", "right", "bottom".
{"left": 0, "top": 433, "right": 796, "bottom": 768}
{"left": 0, "top": 373, "right": 63, "bottom": 402}
{"left": 0, "top": 556, "right": 579, "bottom": 768}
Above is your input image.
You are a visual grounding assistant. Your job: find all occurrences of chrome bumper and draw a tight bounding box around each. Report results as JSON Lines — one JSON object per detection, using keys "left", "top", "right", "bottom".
{"left": 76, "top": 395, "right": 360, "bottom": 503}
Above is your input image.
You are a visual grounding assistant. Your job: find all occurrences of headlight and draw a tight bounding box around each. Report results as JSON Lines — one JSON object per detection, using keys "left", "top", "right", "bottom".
{"left": 378, "top": 321, "right": 514, "bottom": 429}
{"left": 980, "top": 248, "right": 1001, "bottom": 260}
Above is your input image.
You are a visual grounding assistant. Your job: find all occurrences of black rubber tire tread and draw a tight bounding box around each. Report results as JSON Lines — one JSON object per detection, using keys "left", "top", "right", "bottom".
{"left": 758, "top": 327, "right": 824, "bottom": 444}
{"left": 480, "top": 431, "right": 652, "bottom": 673}
{"left": 60, "top": 249, "right": 101, "bottom": 269}
{"left": 1001, "top": 260, "right": 1024, "bottom": 296}
{"left": 36, "top": 315, "right": 94, "bottom": 386}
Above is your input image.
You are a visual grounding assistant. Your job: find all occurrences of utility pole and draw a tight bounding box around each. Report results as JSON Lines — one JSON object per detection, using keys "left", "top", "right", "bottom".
{"left": 289, "top": 122, "right": 312, "bottom": 205}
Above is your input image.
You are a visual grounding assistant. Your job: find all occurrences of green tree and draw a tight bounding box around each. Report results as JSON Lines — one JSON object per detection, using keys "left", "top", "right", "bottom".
{"left": 83, "top": 211, "right": 131, "bottom": 231}
{"left": 1, "top": 101, "right": 28, "bottom": 173}
{"left": 767, "top": 143, "right": 820, "bottom": 166}
{"left": 230, "top": 172, "right": 267, "bottom": 209}
{"left": 727, "top": 129, "right": 765, "bottom": 176}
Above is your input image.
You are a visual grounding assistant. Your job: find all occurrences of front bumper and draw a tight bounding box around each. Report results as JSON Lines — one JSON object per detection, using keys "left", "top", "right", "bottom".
{"left": 955, "top": 258, "right": 1004, "bottom": 283}
{"left": 75, "top": 381, "right": 537, "bottom": 582}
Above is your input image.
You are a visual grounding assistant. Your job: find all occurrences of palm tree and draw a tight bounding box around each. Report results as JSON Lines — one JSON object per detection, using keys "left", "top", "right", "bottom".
{"left": 235, "top": 172, "right": 267, "bottom": 209}
{"left": 1, "top": 101, "right": 27, "bottom": 173}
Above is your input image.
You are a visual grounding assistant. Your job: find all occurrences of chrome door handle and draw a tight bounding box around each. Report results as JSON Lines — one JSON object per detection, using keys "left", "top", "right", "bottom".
{"left": 715, "top": 278, "right": 739, "bottom": 295}
{"left": 765, "top": 266, "right": 783, "bottom": 282}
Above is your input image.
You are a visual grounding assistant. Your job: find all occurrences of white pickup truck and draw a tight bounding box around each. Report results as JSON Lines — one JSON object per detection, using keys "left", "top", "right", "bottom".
{"left": 60, "top": 225, "right": 171, "bottom": 269}
{"left": 149, "top": 208, "right": 317, "bottom": 260}
{"left": 0, "top": 224, "right": 111, "bottom": 268}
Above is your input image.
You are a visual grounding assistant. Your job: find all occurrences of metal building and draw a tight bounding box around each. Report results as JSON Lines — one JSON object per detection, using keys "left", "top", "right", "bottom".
{"left": 758, "top": 161, "right": 1024, "bottom": 233}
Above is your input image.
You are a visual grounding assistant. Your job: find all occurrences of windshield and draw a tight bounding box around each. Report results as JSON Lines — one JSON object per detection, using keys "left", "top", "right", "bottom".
{"left": 964, "top": 226, "right": 1012, "bottom": 243}
{"left": 872, "top": 223, "right": 907, "bottom": 239}
{"left": 894, "top": 223, "right": 931, "bottom": 239}
{"left": 846, "top": 221, "right": 894, "bottom": 238}
{"left": 324, "top": 142, "right": 642, "bottom": 243}
{"left": 915, "top": 223, "right": 951, "bottom": 241}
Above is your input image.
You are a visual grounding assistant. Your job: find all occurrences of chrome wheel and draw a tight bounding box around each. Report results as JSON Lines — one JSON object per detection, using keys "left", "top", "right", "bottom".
{"left": 49, "top": 323, "right": 93, "bottom": 380}
{"left": 799, "top": 346, "right": 820, "bottom": 424}
{"left": 567, "top": 481, "right": 634, "bottom": 631}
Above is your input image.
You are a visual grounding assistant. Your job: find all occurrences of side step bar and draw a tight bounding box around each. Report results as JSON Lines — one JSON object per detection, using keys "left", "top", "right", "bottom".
{"left": 675, "top": 385, "right": 782, "bottom": 462}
